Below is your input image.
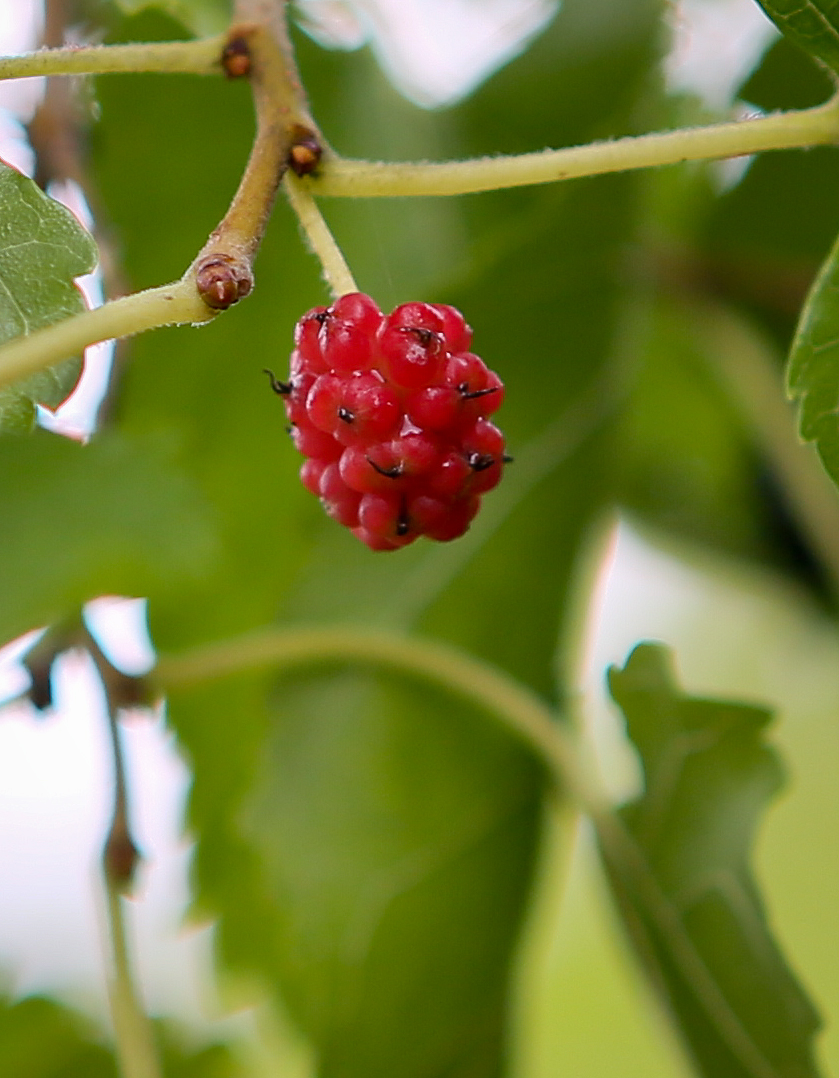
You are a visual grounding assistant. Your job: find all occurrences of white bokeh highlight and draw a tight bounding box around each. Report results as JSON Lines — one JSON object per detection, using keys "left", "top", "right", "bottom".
{"left": 298, "top": 0, "right": 558, "bottom": 106}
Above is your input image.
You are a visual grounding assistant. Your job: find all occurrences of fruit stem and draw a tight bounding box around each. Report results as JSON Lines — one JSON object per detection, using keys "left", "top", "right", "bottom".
{"left": 0, "top": 36, "right": 227, "bottom": 79}
{"left": 282, "top": 172, "right": 358, "bottom": 298}
{"left": 312, "top": 93, "right": 839, "bottom": 197}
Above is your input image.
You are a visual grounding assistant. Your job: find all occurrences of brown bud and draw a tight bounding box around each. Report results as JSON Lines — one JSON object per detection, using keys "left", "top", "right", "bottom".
{"left": 288, "top": 124, "right": 323, "bottom": 177}
{"left": 196, "top": 255, "right": 253, "bottom": 310}
{"left": 221, "top": 36, "right": 251, "bottom": 79}
{"left": 104, "top": 826, "right": 142, "bottom": 893}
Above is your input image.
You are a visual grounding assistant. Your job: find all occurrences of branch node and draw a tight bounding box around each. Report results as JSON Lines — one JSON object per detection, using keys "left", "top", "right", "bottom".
{"left": 221, "top": 34, "right": 252, "bottom": 79}
{"left": 288, "top": 123, "right": 323, "bottom": 176}
{"left": 195, "top": 254, "right": 253, "bottom": 309}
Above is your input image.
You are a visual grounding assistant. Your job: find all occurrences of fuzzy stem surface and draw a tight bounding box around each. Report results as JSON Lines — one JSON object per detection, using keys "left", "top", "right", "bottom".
{"left": 313, "top": 96, "right": 839, "bottom": 197}
{"left": 0, "top": 36, "right": 225, "bottom": 79}
{"left": 282, "top": 173, "right": 358, "bottom": 297}
{"left": 0, "top": 279, "right": 214, "bottom": 391}
{"left": 192, "top": 10, "right": 317, "bottom": 285}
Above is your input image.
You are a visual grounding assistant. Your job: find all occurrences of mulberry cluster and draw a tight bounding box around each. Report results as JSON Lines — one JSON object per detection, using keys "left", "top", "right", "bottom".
{"left": 271, "top": 293, "right": 507, "bottom": 551}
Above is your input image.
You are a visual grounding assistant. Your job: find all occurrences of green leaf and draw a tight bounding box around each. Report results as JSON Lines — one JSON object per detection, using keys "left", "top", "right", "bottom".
{"left": 111, "top": 0, "right": 231, "bottom": 36}
{"left": 158, "top": 1030, "right": 248, "bottom": 1078}
{"left": 785, "top": 227, "right": 839, "bottom": 487}
{"left": 739, "top": 34, "right": 834, "bottom": 112}
{"left": 0, "top": 990, "right": 247, "bottom": 1078}
{"left": 241, "top": 669, "right": 543, "bottom": 1078}
{"left": 606, "top": 643, "right": 822, "bottom": 1078}
{"left": 0, "top": 994, "right": 116, "bottom": 1078}
{"left": 0, "top": 163, "right": 98, "bottom": 433}
{"left": 703, "top": 38, "right": 839, "bottom": 334}
{"left": 754, "top": 0, "right": 839, "bottom": 75}
{"left": 0, "top": 429, "right": 218, "bottom": 645}
{"left": 616, "top": 293, "right": 770, "bottom": 560}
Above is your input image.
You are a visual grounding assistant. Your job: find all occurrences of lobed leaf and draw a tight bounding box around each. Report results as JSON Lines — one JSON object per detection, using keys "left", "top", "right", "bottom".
{"left": 754, "top": 0, "right": 839, "bottom": 76}
{"left": 606, "top": 643, "right": 822, "bottom": 1078}
{"left": 0, "top": 163, "right": 98, "bottom": 434}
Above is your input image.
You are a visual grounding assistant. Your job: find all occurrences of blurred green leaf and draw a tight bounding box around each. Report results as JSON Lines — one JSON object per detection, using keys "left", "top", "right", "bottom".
{"left": 786, "top": 225, "right": 839, "bottom": 487}
{"left": 0, "top": 994, "right": 116, "bottom": 1078}
{"left": 703, "top": 38, "right": 839, "bottom": 335}
{"left": 616, "top": 292, "right": 798, "bottom": 567}
{"left": 111, "top": 0, "right": 230, "bottom": 36}
{"left": 620, "top": 41, "right": 839, "bottom": 591}
{"left": 0, "top": 163, "right": 97, "bottom": 434}
{"left": 0, "top": 991, "right": 246, "bottom": 1078}
{"left": 242, "top": 669, "right": 543, "bottom": 1078}
{"left": 0, "top": 429, "right": 217, "bottom": 645}
{"left": 606, "top": 643, "right": 822, "bottom": 1078}
{"left": 158, "top": 1031, "right": 247, "bottom": 1078}
{"left": 739, "top": 35, "right": 833, "bottom": 112}
{"left": 754, "top": 0, "right": 839, "bottom": 75}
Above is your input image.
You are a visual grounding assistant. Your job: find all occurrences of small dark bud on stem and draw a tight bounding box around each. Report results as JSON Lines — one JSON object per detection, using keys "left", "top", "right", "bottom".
{"left": 288, "top": 124, "right": 323, "bottom": 177}
{"left": 221, "top": 36, "right": 251, "bottom": 79}
{"left": 196, "top": 254, "right": 253, "bottom": 310}
{"left": 104, "top": 825, "right": 142, "bottom": 893}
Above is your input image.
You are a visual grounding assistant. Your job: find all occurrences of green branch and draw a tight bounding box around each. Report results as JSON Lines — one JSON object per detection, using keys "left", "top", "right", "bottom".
{"left": 313, "top": 96, "right": 839, "bottom": 197}
{"left": 0, "top": 36, "right": 226, "bottom": 79}
{"left": 94, "top": 638, "right": 162, "bottom": 1078}
{"left": 155, "top": 626, "right": 581, "bottom": 791}
{"left": 0, "top": 279, "right": 214, "bottom": 392}
{"left": 105, "top": 879, "right": 163, "bottom": 1078}
{"left": 0, "top": 8, "right": 320, "bottom": 386}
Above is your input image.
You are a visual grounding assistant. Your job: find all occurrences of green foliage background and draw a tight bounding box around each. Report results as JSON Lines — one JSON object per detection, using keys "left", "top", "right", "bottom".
{"left": 2, "top": 0, "right": 839, "bottom": 1076}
